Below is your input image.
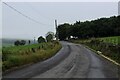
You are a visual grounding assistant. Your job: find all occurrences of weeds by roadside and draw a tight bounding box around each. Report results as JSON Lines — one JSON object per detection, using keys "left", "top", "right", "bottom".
{"left": 2, "top": 41, "right": 62, "bottom": 72}
{"left": 69, "top": 37, "right": 120, "bottom": 64}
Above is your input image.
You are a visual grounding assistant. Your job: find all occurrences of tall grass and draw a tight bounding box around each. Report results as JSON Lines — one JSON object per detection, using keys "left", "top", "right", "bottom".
{"left": 98, "top": 36, "right": 120, "bottom": 45}
{"left": 2, "top": 41, "right": 62, "bottom": 71}
{"left": 70, "top": 36, "right": 120, "bottom": 45}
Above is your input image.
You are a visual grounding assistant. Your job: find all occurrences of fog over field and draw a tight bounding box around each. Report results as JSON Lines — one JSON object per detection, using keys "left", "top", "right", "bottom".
{"left": 1, "top": 38, "right": 36, "bottom": 47}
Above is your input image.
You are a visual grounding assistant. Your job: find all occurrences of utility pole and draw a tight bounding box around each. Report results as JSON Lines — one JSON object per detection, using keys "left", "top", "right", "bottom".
{"left": 55, "top": 20, "right": 58, "bottom": 40}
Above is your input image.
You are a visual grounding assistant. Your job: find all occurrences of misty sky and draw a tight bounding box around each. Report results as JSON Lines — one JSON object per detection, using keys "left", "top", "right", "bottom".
{"left": 2, "top": 2, "right": 118, "bottom": 39}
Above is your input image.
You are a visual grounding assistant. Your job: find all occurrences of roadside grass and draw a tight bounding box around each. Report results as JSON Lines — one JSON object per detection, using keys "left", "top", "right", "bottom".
{"left": 0, "top": 48, "right": 2, "bottom": 72}
{"left": 2, "top": 41, "right": 62, "bottom": 72}
{"left": 98, "top": 36, "right": 120, "bottom": 45}
{"left": 70, "top": 36, "right": 120, "bottom": 64}
{"left": 71, "top": 36, "right": 120, "bottom": 45}
{"left": 0, "top": 47, "right": 1, "bottom": 70}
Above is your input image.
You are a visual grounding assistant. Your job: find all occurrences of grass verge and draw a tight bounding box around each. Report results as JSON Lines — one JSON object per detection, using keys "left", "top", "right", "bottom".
{"left": 69, "top": 36, "right": 120, "bottom": 65}
{"left": 2, "top": 41, "right": 62, "bottom": 72}
{"left": 98, "top": 36, "right": 120, "bottom": 45}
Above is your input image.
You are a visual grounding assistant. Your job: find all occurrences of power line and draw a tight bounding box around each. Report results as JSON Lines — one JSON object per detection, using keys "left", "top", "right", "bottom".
{"left": 3, "top": 2, "right": 52, "bottom": 26}
{"left": 26, "top": 3, "right": 54, "bottom": 21}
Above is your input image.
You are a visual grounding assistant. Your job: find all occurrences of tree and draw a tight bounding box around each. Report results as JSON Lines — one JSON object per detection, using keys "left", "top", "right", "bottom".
{"left": 14, "top": 40, "right": 20, "bottom": 46}
{"left": 46, "top": 32, "right": 54, "bottom": 42}
{"left": 46, "top": 34, "right": 53, "bottom": 42}
{"left": 14, "top": 40, "right": 26, "bottom": 46}
{"left": 57, "top": 15, "right": 120, "bottom": 40}
{"left": 57, "top": 23, "right": 71, "bottom": 40}
{"left": 28, "top": 40, "right": 31, "bottom": 45}
{"left": 38, "top": 36, "right": 46, "bottom": 43}
{"left": 20, "top": 40, "right": 26, "bottom": 45}
{"left": 46, "top": 32, "right": 54, "bottom": 37}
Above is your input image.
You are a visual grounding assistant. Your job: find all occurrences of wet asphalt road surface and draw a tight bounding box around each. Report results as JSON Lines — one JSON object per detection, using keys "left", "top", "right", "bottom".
{"left": 3, "top": 41, "right": 119, "bottom": 79}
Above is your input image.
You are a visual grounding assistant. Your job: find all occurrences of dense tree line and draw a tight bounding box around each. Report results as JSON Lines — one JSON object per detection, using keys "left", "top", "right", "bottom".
{"left": 57, "top": 16, "right": 120, "bottom": 40}
{"left": 14, "top": 40, "right": 26, "bottom": 46}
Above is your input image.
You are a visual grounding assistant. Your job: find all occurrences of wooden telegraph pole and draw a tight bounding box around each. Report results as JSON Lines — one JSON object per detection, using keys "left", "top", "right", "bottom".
{"left": 55, "top": 20, "right": 58, "bottom": 40}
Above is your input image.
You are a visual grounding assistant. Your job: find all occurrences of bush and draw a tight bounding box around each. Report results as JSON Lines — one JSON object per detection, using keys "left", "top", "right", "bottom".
{"left": 20, "top": 40, "right": 26, "bottom": 45}
{"left": 38, "top": 36, "right": 46, "bottom": 43}
{"left": 46, "top": 34, "right": 53, "bottom": 42}
{"left": 14, "top": 40, "right": 20, "bottom": 46}
{"left": 14, "top": 40, "right": 26, "bottom": 46}
{"left": 46, "top": 31, "right": 54, "bottom": 42}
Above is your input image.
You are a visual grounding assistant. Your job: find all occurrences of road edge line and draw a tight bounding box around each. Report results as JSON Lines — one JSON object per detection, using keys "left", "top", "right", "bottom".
{"left": 84, "top": 45, "right": 120, "bottom": 67}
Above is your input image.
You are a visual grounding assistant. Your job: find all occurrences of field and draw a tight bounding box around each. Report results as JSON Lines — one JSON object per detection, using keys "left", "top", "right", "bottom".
{"left": 98, "top": 36, "right": 120, "bottom": 45}
{"left": 2, "top": 41, "right": 62, "bottom": 71}
{"left": 2, "top": 38, "right": 36, "bottom": 47}
{"left": 2, "top": 38, "right": 16, "bottom": 47}
{"left": 71, "top": 36, "right": 120, "bottom": 45}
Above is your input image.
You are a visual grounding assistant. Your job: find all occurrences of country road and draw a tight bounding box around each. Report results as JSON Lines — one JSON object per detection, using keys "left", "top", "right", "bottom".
{"left": 3, "top": 41, "right": 119, "bottom": 79}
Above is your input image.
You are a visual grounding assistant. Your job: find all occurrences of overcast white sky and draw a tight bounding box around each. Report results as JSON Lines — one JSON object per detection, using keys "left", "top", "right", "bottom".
{"left": 1, "top": 0, "right": 120, "bottom": 39}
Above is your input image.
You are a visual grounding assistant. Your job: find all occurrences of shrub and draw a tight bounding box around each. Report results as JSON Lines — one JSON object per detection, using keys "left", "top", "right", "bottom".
{"left": 14, "top": 40, "right": 26, "bottom": 46}
{"left": 20, "top": 40, "right": 26, "bottom": 45}
{"left": 14, "top": 40, "right": 20, "bottom": 46}
{"left": 38, "top": 36, "right": 46, "bottom": 43}
{"left": 46, "top": 34, "right": 53, "bottom": 42}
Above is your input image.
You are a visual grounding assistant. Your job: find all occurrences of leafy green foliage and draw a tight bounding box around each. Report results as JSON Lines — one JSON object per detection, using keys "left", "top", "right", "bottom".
{"left": 14, "top": 40, "right": 26, "bottom": 46}
{"left": 57, "top": 23, "right": 71, "bottom": 40}
{"left": 46, "top": 32, "right": 54, "bottom": 42}
{"left": 38, "top": 36, "right": 46, "bottom": 43}
{"left": 58, "top": 16, "right": 120, "bottom": 40}
{"left": 20, "top": 40, "right": 26, "bottom": 45}
{"left": 46, "top": 34, "right": 53, "bottom": 42}
{"left": 14, "top": 40, "right": 20, "bottom": 46}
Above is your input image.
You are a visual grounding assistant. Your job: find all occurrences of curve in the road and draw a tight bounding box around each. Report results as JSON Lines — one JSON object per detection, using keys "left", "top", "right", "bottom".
{"left": 3, "top": 42, "right": 71, "bottom": 79}
{"left": 3, "top": 41, "right": 119, "bottom": 79}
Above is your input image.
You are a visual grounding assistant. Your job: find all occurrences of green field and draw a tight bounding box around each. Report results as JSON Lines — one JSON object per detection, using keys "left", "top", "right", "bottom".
{"left": 2, "top": 41, "right": 62, "bottom": 71}
{"left": 70, "top": 36, "right": 120, "bottom": 45}
{"left": 98, "top": 36, "right": 120, "bottom": 45}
